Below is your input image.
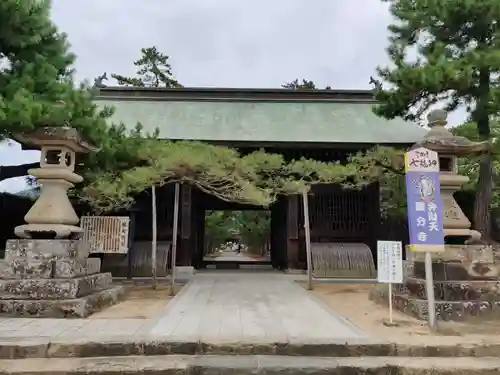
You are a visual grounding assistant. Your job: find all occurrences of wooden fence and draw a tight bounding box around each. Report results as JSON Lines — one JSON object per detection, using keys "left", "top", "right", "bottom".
{"left": 100, "top": 241, "right": 172, "bottom": 277}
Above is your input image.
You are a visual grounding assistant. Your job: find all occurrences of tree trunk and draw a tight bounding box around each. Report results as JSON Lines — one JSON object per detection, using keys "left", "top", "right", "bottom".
{"left": 474, "top": 153, "right": 493, "bottom": 238}
{"left": 473, "top": 66, "right": 492, "bottom": 239}
{"left": 0, "top": 162, "right": 39, "bottom": 182}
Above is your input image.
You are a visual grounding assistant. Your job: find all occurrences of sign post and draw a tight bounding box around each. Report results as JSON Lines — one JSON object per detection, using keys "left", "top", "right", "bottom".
{"left": 404, "top": 147, "right": 445, "bottom": 331}
{"left": 377, "top": 240, "right": 403, "bottom": 324}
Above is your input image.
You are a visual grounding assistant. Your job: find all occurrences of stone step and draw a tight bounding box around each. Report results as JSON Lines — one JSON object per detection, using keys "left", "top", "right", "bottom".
{"left": 3, "top": 337, "right": 500, "bottom": 359}
{"left": 0, "top": 355, "right": 498, "bottom": 374}
{"left": 404, "top": 277, "right": 500, "bottom": 301}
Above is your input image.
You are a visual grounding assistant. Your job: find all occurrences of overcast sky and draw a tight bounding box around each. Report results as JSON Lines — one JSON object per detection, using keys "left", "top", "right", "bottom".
{"left": 0, "top": 0, "right": 467, "bottom": 192}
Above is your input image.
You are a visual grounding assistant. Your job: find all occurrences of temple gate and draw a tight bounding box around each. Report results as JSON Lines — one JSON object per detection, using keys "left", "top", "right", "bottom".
{"left": 94, "top": 87, "right": 427, "bottom": 275}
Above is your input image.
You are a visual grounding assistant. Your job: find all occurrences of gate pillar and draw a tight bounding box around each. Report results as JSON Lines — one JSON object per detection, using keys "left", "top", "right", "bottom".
{"left": 286, "top": 195, "right": 301, "bottom": 270}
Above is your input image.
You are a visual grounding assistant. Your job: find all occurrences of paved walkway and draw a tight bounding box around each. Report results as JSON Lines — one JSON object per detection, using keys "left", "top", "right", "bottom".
{"left": 148, "top": 272, "right": 366, "bottom": 341}
{"left": 208, "top": 251, "right": 257, "bottom": 262}
{"left": 0, "top": 272, "right": 366, "bottom": 342}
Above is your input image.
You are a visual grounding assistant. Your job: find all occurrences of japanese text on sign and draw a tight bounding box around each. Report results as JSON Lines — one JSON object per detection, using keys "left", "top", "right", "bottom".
{"left": 406, "top": 172, "right": 444, "bottom": 246}
{"left": 377, "top": 241, "right": 403, "bottom": 284}
{"left": 405, "top": 147, "right": 440, "bottom": 173}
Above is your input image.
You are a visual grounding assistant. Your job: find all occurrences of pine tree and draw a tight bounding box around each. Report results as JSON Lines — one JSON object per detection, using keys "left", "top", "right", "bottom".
{"left": 112, "top": 46, "right": 182, "bottom": 88}
{"left": 0, "top": 0, "right": 129, "bottom": 182}
{"left": 282, "top": 79, "right": 331, "bottom": 90}
{"left": 371, "top": 0, "right": 500, "bottom": 238}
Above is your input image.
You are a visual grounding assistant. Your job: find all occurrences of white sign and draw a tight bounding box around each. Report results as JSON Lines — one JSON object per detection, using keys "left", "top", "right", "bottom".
{"left": 404, "top": 147, "right": 440, "bottom": 173}
{"left": 377, "top": 241, "right": 403, "bottom": 283}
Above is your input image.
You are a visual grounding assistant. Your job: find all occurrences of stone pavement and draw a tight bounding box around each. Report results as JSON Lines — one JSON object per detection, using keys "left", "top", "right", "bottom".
{"left": 210, "top": 251, "right": 257, "bottom": 262}
{"left": 0, "top": 271, "right": 366, "bottom": 342}
{"left": 148, "top": 271, "right": 366, "bottom": 341}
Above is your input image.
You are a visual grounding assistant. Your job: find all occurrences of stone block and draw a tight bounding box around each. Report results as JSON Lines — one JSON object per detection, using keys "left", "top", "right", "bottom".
{"left": 54, "top": 258, "right": 101, "bottom": 278}
{"left": 0, "top": 257, "right": 102, "bottom": 280}
{"left": 2, "top": 239, "right": 95, "bottom": 280}
{"left": 5, "top": 239, "right": 90, "bottom": 262}
{"left": 0, "top": 273, "right": 111, "bottom": 300}
{"left": 413, "top": 260, "right": 499, "bottom": 281}
{"left": 402, "top": 260, "right": 414, "bottom": 278}
{"left": 370, "top": 285, "right": 500, "bottom": 321}
{"left": 405, "top": 278, "right": 500, "bottom": 301}
{"left": 0, "top": 285, "right": 125, "bottom": 318}
{"left": 407, "top": 244, "right": 494, "bottom": 263}
{"left": 391, "top": 282, "right": 409, "bottom": 294}
{"left": 0, "top": 257, "right": 53, "bottom": 280}
{"left": 0, "top": 239, "right": 123, "bottom": 318}
{"left": 0, "top": 261, "right": 16, "bottom": 279}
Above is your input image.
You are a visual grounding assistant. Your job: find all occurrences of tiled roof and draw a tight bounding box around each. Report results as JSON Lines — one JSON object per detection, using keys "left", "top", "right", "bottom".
{"left": 95, "top": 87, "right": 428, "bottom": 144}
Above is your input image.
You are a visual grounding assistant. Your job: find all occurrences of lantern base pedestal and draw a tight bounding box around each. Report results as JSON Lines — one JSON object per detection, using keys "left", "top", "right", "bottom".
{"left": 0, "top": 239, "right": 124, "bottom": 318}
{"left": 370, "top": 282, "right": 500, "bottom": 321}
{"left": 370, "top": 244, "right": 500, "bottom": 322}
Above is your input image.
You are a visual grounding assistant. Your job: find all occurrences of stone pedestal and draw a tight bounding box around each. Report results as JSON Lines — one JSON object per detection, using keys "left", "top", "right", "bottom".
{"left": 370, "top": 245, "right": 500, "bottom": 321}
{"left": 0, "top": 239, "right": 124, "bottom": 318}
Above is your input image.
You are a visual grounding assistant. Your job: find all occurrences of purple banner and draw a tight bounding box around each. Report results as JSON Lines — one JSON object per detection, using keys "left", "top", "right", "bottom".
{"left": 405, "top": 171, "right": 444, "bottom": 246}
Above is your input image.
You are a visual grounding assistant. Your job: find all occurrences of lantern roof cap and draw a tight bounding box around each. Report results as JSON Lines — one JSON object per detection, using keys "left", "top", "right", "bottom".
{"left": 13, "top": 126, "right": 99, "bottom": 153}
{"left": 416, "top": 109, "right": 488, "bottom": 156}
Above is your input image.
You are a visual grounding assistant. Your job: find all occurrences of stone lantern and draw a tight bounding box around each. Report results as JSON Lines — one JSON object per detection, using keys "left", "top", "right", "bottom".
{"left": 371, "top": 109, "right": 500, "bottom": 322}
{"left": 0, "top": 126, "right": 124, "bottom": 318}
{"left": 418, "top": 109, "right": 488, "bottom": 244}
{"left": 13, "top": 126, "right": 98, "bottom": 239}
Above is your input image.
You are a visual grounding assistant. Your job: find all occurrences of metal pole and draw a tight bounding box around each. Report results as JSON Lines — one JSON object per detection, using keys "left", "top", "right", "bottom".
{"left": 424, "top": 251, "right": 437, "bottom": 331}
{"left": 170, "top": 183, "right": 180, "bottom": 296}
{"left": 151, "top": 186, "right": 157, "bottom": 289}
{"left": 302, "top": 190, "right": 313, "bottom": 290}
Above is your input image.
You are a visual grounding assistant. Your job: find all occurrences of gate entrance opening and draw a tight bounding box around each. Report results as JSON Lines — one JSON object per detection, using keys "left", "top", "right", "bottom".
{"left": 191, "top": 189, "right": 287, "bottom": 270}
{"left": 202, "top": 210, "right": 271, "bottom": 270}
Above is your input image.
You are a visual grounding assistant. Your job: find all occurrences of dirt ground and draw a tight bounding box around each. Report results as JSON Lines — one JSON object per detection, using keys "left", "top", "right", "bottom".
{"left": 89, "top": 282, "right": 183, "bottom": 319}
{"left": 298, "top": 282, "right": 500, "bottom": 338}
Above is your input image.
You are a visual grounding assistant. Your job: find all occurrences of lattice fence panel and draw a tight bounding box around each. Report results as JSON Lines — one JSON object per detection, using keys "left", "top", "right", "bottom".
{"left": 311, "top": 242, "right": 376, "bottom": 279}
{"left": 308, "top": 189, "right": 370, "bottom": 238}
{"left": 81, "top": 216, "right": 130, "bottom": 254}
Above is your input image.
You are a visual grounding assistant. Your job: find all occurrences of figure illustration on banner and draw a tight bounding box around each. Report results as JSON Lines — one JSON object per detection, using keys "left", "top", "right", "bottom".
{"left": 415, "top": 175, "right": 437, "bottom": 202}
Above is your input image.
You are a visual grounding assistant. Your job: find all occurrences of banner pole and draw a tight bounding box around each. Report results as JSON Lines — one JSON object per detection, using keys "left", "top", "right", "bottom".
{"left": 388, "top": 282, "right": 393, "bottom": 324}
{"left": 424, "top": 251, "right": 437, "bottom": 331}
